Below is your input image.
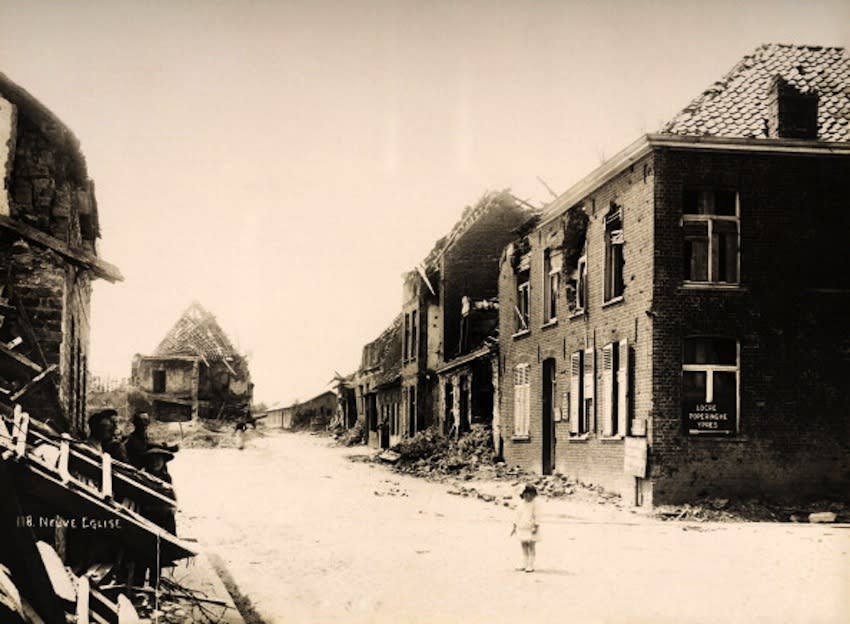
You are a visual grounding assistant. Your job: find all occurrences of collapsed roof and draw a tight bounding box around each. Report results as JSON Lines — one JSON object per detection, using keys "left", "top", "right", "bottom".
{"left": 154, "top": 302, "right": 240, "bottom": 362}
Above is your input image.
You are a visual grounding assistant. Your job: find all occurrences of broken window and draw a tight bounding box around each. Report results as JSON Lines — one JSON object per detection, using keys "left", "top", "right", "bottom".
{"left": 152, "top": 370, "right": 166, "bottom": 393}
{"left": 683, "top": 337, "right": 739, "bottom": 435}
{"left": 575, "top": 256, "right": 588, "bottom": 313}
{"left": 604, "top": 204, "right": 624, "bottom": 301}
{"left": 513, "top": 364, "right": 530, "bottom": 437}
{"left": 544, "top": 250, "right": 562, "bottom": 323}
{"left": 683, "top": 190, "right": 739, "bottom": 284}
{"left": 410, "top": 310, "right": 419, "bottom": 360}
{"left": 515, "top": 269, "right": 530, "bottom": 333}
{"left": 403, "top": 314, "right": 410, "bottom": 362}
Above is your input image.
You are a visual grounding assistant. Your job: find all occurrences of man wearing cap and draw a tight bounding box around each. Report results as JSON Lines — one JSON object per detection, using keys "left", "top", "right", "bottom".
{"left": 125, "top": 412, "right": 179, "bottom": 469}
{"left": 85, "top": 408, "right": 129, "bottom": 463}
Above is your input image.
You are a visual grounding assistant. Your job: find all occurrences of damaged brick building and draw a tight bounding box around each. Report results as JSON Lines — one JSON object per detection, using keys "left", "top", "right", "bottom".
{"left": 130, "top": 301, "right": 253, "bottom": 422}
{"left": 0, "top": 74, "right": 122, "bottom": 436}
{"left": 498, "top": 44, "right": 850, "bottom": 506}
{"left": 0, "top": 74, "right": 199, "bottom": 623}
{"left": 346, "top": 191, "right": 530, "bottom": 448}
{"left": 353, "top": 316, "right": 402, "bottom": 448}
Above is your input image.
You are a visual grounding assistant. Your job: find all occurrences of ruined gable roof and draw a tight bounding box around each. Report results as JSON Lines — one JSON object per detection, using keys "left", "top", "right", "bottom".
{"left": 662, "top": 44, "right": 849, "bottom": 141}
{"left": 0, "top": 72, "right": 89, "bottom": 180}
{"left": 154, "top": 302, "right": 239, "bottom": 361}
{"left": 421, "top": 190, "right": 528, "bottom": 271}
{"left": 359, "top": 315, "right": 402, "bottom": 386}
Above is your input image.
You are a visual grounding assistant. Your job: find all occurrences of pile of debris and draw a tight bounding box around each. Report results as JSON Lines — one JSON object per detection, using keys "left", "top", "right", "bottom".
{"left": 655, "top": 498, "right": 849, "bottom": 523}
{"left": 332, "top": 421, "right": 365, "bottom": 447}
{"left": 390, "top": 426, "right": 497, "bottom": 478}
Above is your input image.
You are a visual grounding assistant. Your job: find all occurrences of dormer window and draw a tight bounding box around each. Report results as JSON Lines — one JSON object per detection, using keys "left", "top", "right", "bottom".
{"left": 767, "top": 76, "right": 819, "bottom": 140}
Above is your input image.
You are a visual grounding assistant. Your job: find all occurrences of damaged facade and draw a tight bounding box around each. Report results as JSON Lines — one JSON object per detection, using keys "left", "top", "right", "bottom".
{"left": 498, "top": 44, "right": 850, "bottom": 506}
{"left": 343, "top": 191, "right": 530, "bottom": 448}
{"left": 0, "top": 74, "right": 200, "bottom": 623}
{"left": 0, "top": 74, "right": 122, "bottom": 437}
{"left": 130, "top": 301, "right": 253, "bottom": 422}
{"left": 353, "top": 316, "right": 402, "bottom": 448}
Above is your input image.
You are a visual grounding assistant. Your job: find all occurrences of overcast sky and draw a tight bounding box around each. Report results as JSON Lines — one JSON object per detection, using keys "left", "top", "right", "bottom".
{"left": 1, "top": 1, "right": 847, "bottom": 405}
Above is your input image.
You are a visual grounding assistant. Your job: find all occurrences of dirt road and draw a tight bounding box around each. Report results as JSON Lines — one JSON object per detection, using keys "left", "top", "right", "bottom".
{"left": 169, "top": 431, "right": 849, "bottom": 624}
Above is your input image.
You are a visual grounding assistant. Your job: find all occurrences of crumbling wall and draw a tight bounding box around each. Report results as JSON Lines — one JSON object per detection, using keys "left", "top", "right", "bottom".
{"left": 0, "top": 94, "right": 98, "bottom": 436}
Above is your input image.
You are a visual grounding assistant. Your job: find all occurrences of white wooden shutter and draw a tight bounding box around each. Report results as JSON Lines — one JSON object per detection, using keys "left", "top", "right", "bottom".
{"left": 618, "top": 339, "right": 629, "bottom": 436}
{"left": 569, "top": 352, "right": 581, "bottom": 434}
{"left": 601, "top": 343, "right": 615, "bottom": 436}
{"left": 514, "top": 365, "right": 530, "bottom": 436}
{"left": 522, "top": 380, "right": 530, "bottom": 436}
{"left": 583, "top": 347, "right": 595, "bottom": 430}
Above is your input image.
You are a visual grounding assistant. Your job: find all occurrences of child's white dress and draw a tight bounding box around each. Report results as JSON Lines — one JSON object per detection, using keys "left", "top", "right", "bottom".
{"left": 514, "top": 499, "right": 540, "bottom": 542}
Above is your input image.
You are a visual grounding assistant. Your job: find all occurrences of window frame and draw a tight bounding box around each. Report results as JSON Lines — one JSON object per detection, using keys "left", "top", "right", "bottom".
{"left": 515, "top": 270, "right": 531, "bottom": 333}
{"left": 682, "top": 190, "right": 741, "bottom": 286}
{"left": 682, "top": 337, "right": 740, "bottom": 436}
{"left": 543, "top": 250, "right": 562, "bottom": 324}
{"left": 604, "top": 206, "right": 625, "bottom": 302}
{"left": 573, "top": 255, "right": 588, "bottom": 315}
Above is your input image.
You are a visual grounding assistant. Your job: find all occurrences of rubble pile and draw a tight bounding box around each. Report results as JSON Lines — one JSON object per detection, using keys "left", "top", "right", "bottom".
{"left": 333, "top": 421, "right": 365, "bottom": 447}
{"left": 655, "top": 498, "right": 849, "bottom": 523}
{"left": 391, "top": 426, "right": 497, "bottom": 477}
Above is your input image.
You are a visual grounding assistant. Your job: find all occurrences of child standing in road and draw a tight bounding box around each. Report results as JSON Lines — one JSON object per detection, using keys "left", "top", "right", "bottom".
{"left": 510, "top": 483, "right": 540, "bottom": 572}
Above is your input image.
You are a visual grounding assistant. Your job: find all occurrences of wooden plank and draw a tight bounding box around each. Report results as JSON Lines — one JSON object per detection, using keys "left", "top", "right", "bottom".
{"left": 0, "top": 342, "right": 42, "bottom": 373}
{"left": 10, "top": 364, "right": 58, "bottom": 402}
{"left": 0, "top": 459, "right": 67, "bottom": 624}
{"left": 0, "top": 214, "right": 123, "bottom": 282}
{"left": 6, "top": 458, "right": 196, "bottom": 563}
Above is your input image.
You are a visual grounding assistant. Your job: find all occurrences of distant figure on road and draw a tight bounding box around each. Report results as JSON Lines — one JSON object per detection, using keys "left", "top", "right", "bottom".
{"left": 235, "top": 419, "right": 249, "bottom": 450}
{"left": 510, "top": 483, "right": 540, "bottom": 573}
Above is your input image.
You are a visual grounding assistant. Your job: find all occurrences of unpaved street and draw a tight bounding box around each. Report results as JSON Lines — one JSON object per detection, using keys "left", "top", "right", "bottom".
{"left": 169, "top": 432, "right": 849, "bottom": 624}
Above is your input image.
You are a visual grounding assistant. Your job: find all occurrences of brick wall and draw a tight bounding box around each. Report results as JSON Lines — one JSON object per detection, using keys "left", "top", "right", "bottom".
{"left": 0, "top": 102, "right": 98, "bottom": 436}
{"left": 441, "top": 202, "right": 528, "bottom": 360}
{"left": 651, "top": 147, "right": 850, "bottom": 503}
{"left": 499, "top": 154, "right": 656, "bottom": 500}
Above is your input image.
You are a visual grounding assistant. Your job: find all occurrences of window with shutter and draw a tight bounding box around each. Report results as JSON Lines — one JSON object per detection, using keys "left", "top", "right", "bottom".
{"left": 569, "top": 352, "right": 581, "bottom": 434}
{"left": 601, "top": 343, "right": 615, "bottom": 436}
{"left": 617, "top": 339, "right": 630, "bottom": 436}
{"left": 583, "top": 347, "right": 595, "bottom": 432}
{"left": 513, "top": 364, "right": 530, "bottom": 437}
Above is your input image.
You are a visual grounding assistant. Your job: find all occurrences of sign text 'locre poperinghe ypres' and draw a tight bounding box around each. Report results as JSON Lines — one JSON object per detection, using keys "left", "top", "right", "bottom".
{"left": 685, "top": 400, "right": 735, "bottom": 435}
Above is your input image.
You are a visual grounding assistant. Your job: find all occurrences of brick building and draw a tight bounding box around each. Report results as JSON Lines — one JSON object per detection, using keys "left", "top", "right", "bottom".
{"left": 498, "top": 44, "right": 850, "bottom": 506}
{"left": 130, "top": 302, "right": 253, "bottom": 422}
{"left": 353, "top": 316, "right": 402, "bottom": 448}
{"left": 399, "top": 191, "right": 530, "bottom": 442}
{"left": 0, "top": 73, "right": 122, "bottom": 436}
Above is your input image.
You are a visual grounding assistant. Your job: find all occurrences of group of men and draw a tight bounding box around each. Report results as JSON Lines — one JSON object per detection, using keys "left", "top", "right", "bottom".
{"left": 84, "top": 408, "right": 180, "bottom": 587}
{"left": 85, "top": 408, "right": 179, "bottom": 483}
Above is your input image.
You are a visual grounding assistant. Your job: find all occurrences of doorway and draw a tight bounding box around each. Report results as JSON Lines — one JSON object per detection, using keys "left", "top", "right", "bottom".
{"left": 542, "top": 358, "right": 556, "bottom": 475}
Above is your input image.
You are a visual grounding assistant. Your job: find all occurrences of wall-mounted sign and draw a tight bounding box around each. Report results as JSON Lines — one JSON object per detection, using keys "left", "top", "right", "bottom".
{"left": 685, "top": 401, "right": 735, "bottom": 435}
{"left": 624, "top": 437, "right": 648, "bottom": 478}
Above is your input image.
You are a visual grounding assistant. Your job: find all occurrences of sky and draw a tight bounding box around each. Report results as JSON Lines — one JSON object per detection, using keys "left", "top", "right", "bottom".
{"left": 0, "top": 0, "right": 847, "bottom": 405}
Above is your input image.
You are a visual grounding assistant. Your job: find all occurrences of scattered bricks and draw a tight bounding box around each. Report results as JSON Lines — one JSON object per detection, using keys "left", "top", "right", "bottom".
{"left": 808, "top": 512, "right": 837, "bottom": 524}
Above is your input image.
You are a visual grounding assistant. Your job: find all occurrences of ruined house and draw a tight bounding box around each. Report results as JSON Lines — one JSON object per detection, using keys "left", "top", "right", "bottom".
{"left": 498, "top": 44, "right": 850, "bottom": 506}
{"left": 0, "top": 74, "right": 199, "bottom": 623}
{"left": 0, "top": 73, "right": 122, "bottom": 436}
{"left": 130, "top": 301, "right": 253, "bottom": 422}
{"left": 396, "top": 191, "right": 530, "bottom": 443}
{"left": 353, "top": 316, "right": 402, "bottom": 448}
